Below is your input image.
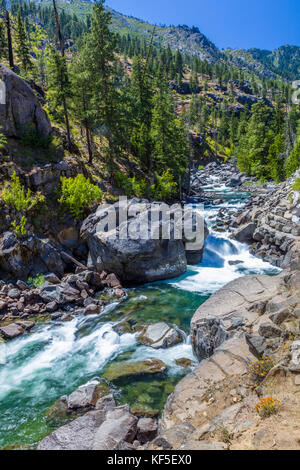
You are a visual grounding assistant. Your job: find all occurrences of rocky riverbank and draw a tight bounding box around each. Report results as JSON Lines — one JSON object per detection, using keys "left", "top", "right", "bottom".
{"left": 148, "top": 174, "right": 300, "bottom": 451}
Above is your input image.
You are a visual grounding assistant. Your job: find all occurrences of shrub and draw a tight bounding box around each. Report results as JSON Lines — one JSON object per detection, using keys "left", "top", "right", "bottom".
{"left": 58, "top": 174, "right": 102, "bottom": 218}
{"left": 11, "top": 216, "right": 27, "bottom": 238}
{"left": 292, "top": 177, "right": 300, "bottom": 191}
{"left": 256, "top": 397, "right": 282, "bottom": 418}
{"left": 0, "top": 130, "right": 7, "bottom": 149}
{"left": 27, "top": 273, "right": 45, "bottom": 288}
{"left": 115, "top": 170, "right": 178, "bottom": 201}
{"left": 248, "top": 356, "right": 274, "bottom": 389}
{"left": 1, "top": 172, "right": 45, "bottom": 212}
{"left": 151, "top": 170, "right": 178, "bottom": 201}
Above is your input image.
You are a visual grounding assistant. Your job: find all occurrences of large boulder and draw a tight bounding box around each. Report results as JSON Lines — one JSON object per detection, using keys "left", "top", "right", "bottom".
{"left": 0, "top": 64, "right": 51, "bottom": 138}
{"left": 80, "top": 199, "right": 208, "bottom": 284}
{"left": 0, "top": 232, "right": 66, "bottom": 280}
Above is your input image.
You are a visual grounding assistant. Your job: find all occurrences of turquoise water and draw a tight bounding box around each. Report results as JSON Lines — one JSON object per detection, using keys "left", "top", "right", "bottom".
{"left": 0, "top": 177, "right": 280, "bottom": 449}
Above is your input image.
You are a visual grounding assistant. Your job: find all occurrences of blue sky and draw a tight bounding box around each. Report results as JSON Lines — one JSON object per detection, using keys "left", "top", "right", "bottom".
{"left": 106, "top": 0, "right": 300, "bottom": 50}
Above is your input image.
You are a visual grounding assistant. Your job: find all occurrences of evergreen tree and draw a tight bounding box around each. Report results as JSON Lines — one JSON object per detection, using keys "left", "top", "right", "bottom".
{"left": 16, "top": 9, "right": 32, "bottom": 73}
{"left": 130, "top": 55, "right": 154, "bottom": 173}
{"left": 151, "top": 71, "right": 188, "bottom": 179}
{"left": 47, "top": 48, "right": 72, "bottom": 149}
{"left": 84, "top": 0, "right": 122, "bottom": 178}
{"left": 0, "top": 19, "right": 7, "bottom": 60}
{"left": 237, "top": 101, "right": 274, "bottom": 179}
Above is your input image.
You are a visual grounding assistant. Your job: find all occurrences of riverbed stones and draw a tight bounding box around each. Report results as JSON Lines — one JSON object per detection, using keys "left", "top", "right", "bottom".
{"left": 102, "top": 359, "right": 168, "bottom": 382}
{"left": 138, "top": 322, "right": 184, "bottom": 349}
{"left": 39, "top": 283, "right": 80, "bottom": 305}
{"left": 83, "top": 303, "right": 101, "bottom": 315}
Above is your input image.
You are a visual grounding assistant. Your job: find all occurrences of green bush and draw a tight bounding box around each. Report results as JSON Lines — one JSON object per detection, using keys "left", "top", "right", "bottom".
{"left": 58, "top": 174, "right": 102, "bottom": 218}
{"left": 1, "top": 172, "right": 45, "bottom": 212}
{"left": 11, "top": 216, "right": 27, "bottom": 238}
{"left": 151, "top": 170, "right": 178, "bottom": 201}
{"left": 0, "top": 130, "right": 7, "bottom": 149}
{"left": 292, "top": 177, "right": 300, "bottom": 191}
{"left": 115, "top": 170, "right": 178, "bottom": 201}
{"left": 27, "top": 273, "right": 45, "bottom": 288}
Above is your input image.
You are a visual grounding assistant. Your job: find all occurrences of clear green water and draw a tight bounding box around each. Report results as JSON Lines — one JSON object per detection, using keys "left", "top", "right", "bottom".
{"left": 0, "top": 183, "right": 280, "bottom": 449}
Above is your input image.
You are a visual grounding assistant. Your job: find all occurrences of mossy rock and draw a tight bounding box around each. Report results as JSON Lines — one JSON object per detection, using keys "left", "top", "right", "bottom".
{"left": 175, "top": 358, "right": 193, "bottom": 368}
{"left": 102, "top": 358, "right": 168, "bottom": 383}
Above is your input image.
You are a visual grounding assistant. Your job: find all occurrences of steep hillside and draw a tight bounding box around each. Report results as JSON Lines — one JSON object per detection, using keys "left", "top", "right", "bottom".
{"left": 31, "top": 0, "right": 299, "bottom": 80}
{"left": 224, "top": 45, "right": 300, "bottom": 81}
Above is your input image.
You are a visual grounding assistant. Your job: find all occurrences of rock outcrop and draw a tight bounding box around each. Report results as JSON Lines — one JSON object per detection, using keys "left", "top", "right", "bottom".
{"left": 153, "top": 263, "right": 300, "bottom": 450}
{"left": 0, "top": 64, "right": 51, "bottom": 138}
{"left": 0, "top": 232, "right": 66, "bottom": 280}
{"left": 191, "top": 273, "right": 284, "bottom": 361}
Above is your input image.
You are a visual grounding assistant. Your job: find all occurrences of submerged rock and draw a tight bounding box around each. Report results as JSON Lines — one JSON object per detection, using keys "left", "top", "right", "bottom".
{"left": 138, "top": 322, "right": 184, "bottom": 349}
{"left": 102, "top": 359, "right": 168, "bottom": 382}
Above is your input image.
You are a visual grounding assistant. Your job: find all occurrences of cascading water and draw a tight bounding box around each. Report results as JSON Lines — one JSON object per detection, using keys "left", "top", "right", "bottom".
{"left": 0, "top": 173, "right": 280, "bottom": 449}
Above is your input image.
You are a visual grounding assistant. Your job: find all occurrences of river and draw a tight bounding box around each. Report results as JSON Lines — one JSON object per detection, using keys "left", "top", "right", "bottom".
{"left": 0, "top": 173, "right": 280, "bottom": 449}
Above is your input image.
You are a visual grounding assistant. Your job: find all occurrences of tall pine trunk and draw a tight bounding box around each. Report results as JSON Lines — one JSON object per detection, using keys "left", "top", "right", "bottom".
{"left": 52, "top": 0, "right": 64, "bottom": 57}
{"left": 52, "top": 0, "right": 72, "bottom": 151}
{"left": 5, "top": 11, "right": 14, "bottom": 69}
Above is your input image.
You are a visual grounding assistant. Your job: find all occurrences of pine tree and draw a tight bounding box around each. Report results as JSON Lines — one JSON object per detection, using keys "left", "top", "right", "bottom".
{"left": 84, "top": 0, "right": 122, "bottom": 178}
{"left": 151, "top": 71, "right": 188, "bottom": 179}
{"left": 70, "top": 47, "right": 94, "bottom": 162}
{"left": 47, "top": 48, "right": 72, "bottom": 149}
{"left": 130, "top": 55, "right": 154, "bottom": 174}
{"left": 16, "top": 9, "right": 32, "bottom": 73}
{"left": 0, "top": 19, "right": 7, "bottom": 60}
